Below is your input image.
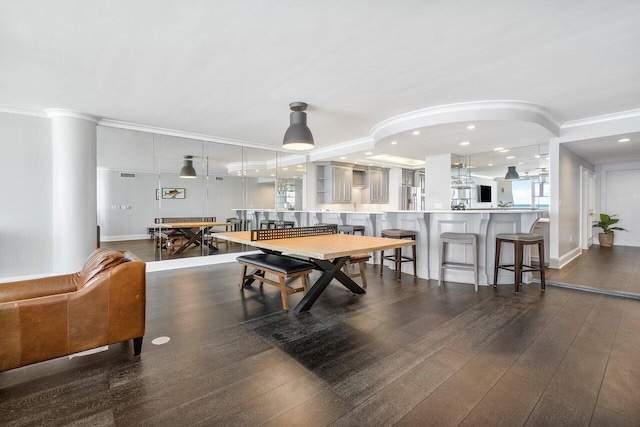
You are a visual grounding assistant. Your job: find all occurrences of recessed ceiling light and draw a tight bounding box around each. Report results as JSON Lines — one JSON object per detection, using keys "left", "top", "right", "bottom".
{"left": 365, "top": 151, "right": 373, "bottom": 155}
{"left": 618, "top": 138, "right": 631, "bottom": 142}
{"left": 467, "top": 124, "right": 476, "bottom": 130}
{"left": 354, "top": 162, "right": 358, "bottom": 164}
{"left": 506, "top": 156, "right": 515, "bottom": 159}
{"left": 500, "top": 149, "right": 510, "bottom": 153}
{"left": 460, "top": 141, "right": 470, "bottom": 146}
{"left": 270, "top": 174, "right": 275, "bottom": 177}
{"left": 391, "top": 141, "right": 398, "bottom": 145}
{"left": 255, "top": 169, "right": 259, "bottom": 172}
{"left": 368, "top": 163, "right": 373, "bottom": 166}
{"left": 412, "top": 131, "right": 420, "bottom": 135}
{"left": 518, "top": 162, "right": 523, "bottom": 165}
{"left": 293, "top": 176, "right": 298, "bottom": 179}
{"left": 297, "top": 164, "right": 303, "bottom": 168}
{"left": 488, "top": 163, "right": 493, "bottom": 166}
{"left": 494, "top": 147, "right": 504, "bottom": 151}
{"left": 283, "top": 167, "right": 288, "bottom": 170}
{"left": 340, "top": 156, "right": 347, "bottom": 160}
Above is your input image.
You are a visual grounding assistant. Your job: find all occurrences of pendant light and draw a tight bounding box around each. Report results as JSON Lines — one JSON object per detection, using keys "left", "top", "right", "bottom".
{"left": 504, "top": 166, "right": 520, "bottom": 180}
{"left": 180, "top": 155, "right": 197, "bottom": 178}
{"left": 282, "top": 102, "right": 314, "bottom": 150}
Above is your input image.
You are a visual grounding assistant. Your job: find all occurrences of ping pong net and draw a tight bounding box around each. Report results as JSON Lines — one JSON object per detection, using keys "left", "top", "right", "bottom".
{"left": 251, "top": 224, "right": 338, "bottom": 241}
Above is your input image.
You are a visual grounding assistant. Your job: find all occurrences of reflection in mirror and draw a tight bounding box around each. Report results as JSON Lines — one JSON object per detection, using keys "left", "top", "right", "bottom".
{"left": 276, "top": 152, "right": 306, "bottom": 210}
{"left": 242, "top": 147, "right": 277, "bottom": 230}
{"left": 468, "top": 143, "right": 549, "bottom": 209}
{"left": 97, "top": 127, "right": 164, "bottom": 261}
{"left": 154, "top": 135, "right": 206, "bottom": 260}
{"left": 450, "top": 154, "right": 474, "bottom": 209}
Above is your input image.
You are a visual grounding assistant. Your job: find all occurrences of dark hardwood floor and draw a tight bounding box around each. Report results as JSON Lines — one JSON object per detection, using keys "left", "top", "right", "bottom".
{"left": 544, "top": 245, "right": 640, "bottom": 296}
{"left": 1, "top": 262, "right": 639, "bottom": 426}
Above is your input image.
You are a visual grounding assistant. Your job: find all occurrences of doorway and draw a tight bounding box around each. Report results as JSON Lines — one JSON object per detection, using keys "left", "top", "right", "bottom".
{"left": 580, "top": 167, "right": 595, "bottom": 249}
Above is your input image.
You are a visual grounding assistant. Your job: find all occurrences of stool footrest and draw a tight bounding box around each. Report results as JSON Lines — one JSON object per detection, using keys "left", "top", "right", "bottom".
{"left": 382, "top": 255, "right": 414, "bottom": 263}
{"left": 442, "top": 261, "right": 475, "bottom": 270}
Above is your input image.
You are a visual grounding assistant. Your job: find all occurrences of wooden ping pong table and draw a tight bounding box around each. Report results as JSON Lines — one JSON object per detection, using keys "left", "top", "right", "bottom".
{"left": 215, "top": 229, "right": 415, "bottom": 313}
{"left": 153, "top": 221, "right": 232, "bottom": 255}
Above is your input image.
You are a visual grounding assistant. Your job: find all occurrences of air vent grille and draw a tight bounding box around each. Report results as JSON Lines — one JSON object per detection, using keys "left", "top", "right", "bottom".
{"left": 120, "top": 172, "right": 136, "bottom": 178}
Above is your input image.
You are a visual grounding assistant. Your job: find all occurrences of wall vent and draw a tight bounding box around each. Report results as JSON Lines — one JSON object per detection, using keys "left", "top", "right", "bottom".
{"left": 215, "top": 177, "right": 224, "bottom": 181}
{"left": 120, "top": 172, "right": 136, "bottom": 178}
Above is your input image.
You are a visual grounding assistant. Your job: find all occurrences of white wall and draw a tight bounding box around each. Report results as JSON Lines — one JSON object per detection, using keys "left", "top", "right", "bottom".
{"left": 549, "top": 144, "right": 594, "bottom": 267}
{"left": 0, "top": 112, "right": 53, "bottom": 279}
{"left": 425, "top": 154, "right": 451, "bottom": 210}
{"left": 595, "top": 162, "right": 640, "bottom": 247}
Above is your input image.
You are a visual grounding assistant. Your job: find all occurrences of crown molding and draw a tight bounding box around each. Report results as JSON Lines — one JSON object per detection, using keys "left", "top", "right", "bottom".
{"left": 99, "top": 118, "right": 289, "bottom": 153}
{"left": 0, "top": 104, "right": 49, "bottom": 118}
{"left": 560, "top": 108, "right": 640, "bottom": 129}
{"left": 45, "top": 108, "right": 100, "bottom": 123}
{"left": 370, "top": 100, "right": 562, "bottom": 142}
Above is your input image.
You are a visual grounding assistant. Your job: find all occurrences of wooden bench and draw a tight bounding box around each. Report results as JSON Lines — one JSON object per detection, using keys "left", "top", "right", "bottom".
{"left": 343, "top": 253, "right": 371, "bottom": 287}
{"left": 236, "top": 254, "right": 314, "bottom": 310}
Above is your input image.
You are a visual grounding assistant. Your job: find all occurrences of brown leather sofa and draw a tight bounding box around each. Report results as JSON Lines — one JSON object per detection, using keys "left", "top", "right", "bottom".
{"left": 0, "top": 248, "right": 146, "bottom": 372}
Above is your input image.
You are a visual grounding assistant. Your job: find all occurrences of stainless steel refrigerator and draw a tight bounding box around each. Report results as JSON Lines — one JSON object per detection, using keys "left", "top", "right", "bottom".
{"left": 401, "top": 186, "right": 420, "bottom": 210}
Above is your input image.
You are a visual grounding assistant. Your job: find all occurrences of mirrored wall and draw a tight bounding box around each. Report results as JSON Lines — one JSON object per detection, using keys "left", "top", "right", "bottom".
{"left": 450, "top": 144, "right": 550, "bottom": 210}
{"left": 96, "top": 126, "right": 306, "bottom": 261}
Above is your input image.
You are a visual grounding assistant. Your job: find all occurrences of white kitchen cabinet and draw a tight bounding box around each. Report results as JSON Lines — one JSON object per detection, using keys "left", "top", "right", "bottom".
{"left": 365, "top": 167, "right": 389, "bottom": 204}
{"left": 316, "top": 162, "right": 352, "bottom": 204}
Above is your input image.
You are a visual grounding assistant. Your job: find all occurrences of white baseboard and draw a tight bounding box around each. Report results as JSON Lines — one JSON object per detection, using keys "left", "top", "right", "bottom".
{"left": 549, "top": 246, "right": 582, "bottom": 269}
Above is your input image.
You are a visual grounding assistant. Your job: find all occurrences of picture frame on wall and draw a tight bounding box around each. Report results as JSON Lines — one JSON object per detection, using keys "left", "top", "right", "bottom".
{"left": 162, "top": 188, "right": 185, "bottom": 199}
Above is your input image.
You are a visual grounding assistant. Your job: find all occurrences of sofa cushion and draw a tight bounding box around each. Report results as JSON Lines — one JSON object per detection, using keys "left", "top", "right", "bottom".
{"left": 79, "top": 248, "right": 126, "bottom": 287}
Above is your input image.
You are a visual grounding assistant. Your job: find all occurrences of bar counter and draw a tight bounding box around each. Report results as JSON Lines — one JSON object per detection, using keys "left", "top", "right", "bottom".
{"left": 233, "top": 208, "right": 547, "bottom": 286}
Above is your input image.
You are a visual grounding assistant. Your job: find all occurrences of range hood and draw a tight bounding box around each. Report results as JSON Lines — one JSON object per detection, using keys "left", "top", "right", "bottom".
{"left": 352, "top": 169, "right": 366, "bottom": 188}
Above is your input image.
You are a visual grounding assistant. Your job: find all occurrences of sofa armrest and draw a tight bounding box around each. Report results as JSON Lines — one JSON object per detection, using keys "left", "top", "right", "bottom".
{"left": 108, "top": 260, "right": 146, "bottom": 343}
{"left": 0, "top": 274, "right": 78, "bottom": 304}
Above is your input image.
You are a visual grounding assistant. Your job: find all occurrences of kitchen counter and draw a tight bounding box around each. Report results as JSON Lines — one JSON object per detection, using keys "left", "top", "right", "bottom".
{"left": 232, "top": 208, "right": 547, "bottom": 287}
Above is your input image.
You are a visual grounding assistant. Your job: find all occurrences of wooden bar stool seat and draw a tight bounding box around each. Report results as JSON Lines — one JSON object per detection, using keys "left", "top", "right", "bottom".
{"left": 380, "top": 229, "right": 417, "bottom": 281}
{"left": 494, "top": 233, "right": 546, "bottom": 294}
{"left": 439, "top": 232, "right": 478, "bottom": 291}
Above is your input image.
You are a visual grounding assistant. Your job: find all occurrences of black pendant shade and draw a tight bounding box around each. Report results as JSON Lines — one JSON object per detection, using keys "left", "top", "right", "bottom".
{"left": 504, "top": 166, "right": 520, "bottom": 180}
{"left": 282, "top": 102, "right": 314, "bottom": 150}
{"left": 180, "top": 155, "right": 197, "bottom": 178}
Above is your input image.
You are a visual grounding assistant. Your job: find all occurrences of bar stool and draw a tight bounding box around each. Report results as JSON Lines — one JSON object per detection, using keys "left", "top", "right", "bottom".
{"left": 260, "top": 219, "right": 276, "bottom": 229}
{"left": 494, "top": 233, "right": 546, "bottom": 294}
{"left": 439, "top": 232, "right": 478, "bottom": 291}
{"left": 338, "top": 224, "right": 365, "bottom": 235}
{"left": 380, "top": 229, "right": 417, "bottom": 281}
{"left": 275, "top": 220, "right": 295, "bottom": 228}
{"left": 226, "top": 217, "right": 250, "bottom": 231}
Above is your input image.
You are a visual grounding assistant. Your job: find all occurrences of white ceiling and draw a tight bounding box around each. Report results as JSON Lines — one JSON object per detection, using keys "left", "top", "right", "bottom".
{"left": 2, "top": 1, "right": 640, "bottom": 167}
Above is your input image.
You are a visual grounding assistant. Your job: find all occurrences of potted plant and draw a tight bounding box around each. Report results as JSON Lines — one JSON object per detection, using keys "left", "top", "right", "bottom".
{"left": 593, "top": 213, "right": 627, "bottom": 247}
